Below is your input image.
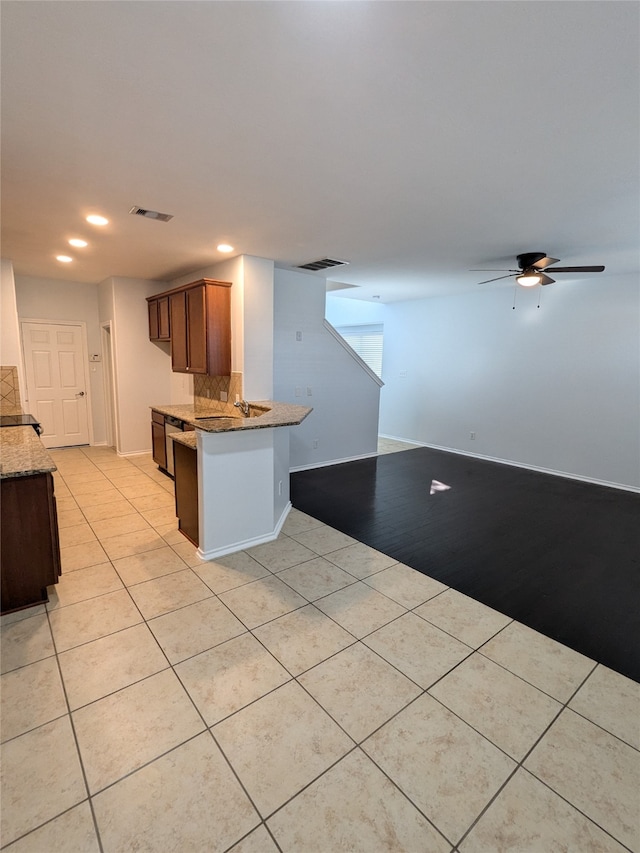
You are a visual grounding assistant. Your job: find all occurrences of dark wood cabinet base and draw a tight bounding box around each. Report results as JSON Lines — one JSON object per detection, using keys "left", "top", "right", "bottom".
{"left": 1, "top": 472, "right": 61, "bottom": 614}
{"left": 174, "top": 441, "right": 199, "bottom": 547}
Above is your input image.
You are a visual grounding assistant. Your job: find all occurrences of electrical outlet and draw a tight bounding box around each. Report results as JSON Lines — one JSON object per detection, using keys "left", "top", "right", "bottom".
{"left": 295, "top": 387, "right": 302, "bottom": 397}
{"left": 296, "top": 331, "right": 303, "bottom": 342}
{"left": 278, "top": 480, "right": 282, "bottom": 496}
{"left": 470, "top": 431, "right": 476, "bottom": 440}
{"left": 220, "top": 391, "right": 227, "bottom": 402}
{"left": 312, "top": 439, "right": 319, "bottom": 449}
{"left": 306, "top": 387, "right": 312, "bottom": 396}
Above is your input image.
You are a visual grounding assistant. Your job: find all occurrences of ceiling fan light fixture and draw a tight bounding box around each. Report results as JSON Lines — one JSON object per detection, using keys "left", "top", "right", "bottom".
{"left": 516, "top": 272, "right": 541, "bottom": 287}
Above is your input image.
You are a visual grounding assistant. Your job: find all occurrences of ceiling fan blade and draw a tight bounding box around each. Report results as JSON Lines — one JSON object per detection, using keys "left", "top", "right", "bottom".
{"left": 477, "top": 273, "right": 517, "bottom": 285}
{"left": 545, "top": 265, "right": 605, "bottom": 273}
{"left": 533, "top": 257, "right": 560, "bottom": 269}
{"left": 469, "top": 269, "right": 518, "bottom": 272}
{"left": 539, "top": 273, "right": 555, "bottom": 285}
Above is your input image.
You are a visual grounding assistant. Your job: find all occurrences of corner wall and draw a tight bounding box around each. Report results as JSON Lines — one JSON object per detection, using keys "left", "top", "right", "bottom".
{"left": 274, "top": 268, "right": 381, "bottom": 469}
{"left": 98, "top": 276, "right": 187, "bottom": 454}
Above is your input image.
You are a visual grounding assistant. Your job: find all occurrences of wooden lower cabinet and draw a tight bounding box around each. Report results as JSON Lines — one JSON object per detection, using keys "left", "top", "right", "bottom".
{"left": 1, "top": 472, "right": 61, "bottom": 613}
{"left": 174, "top": 441, "right": 199, "bottom": 547}
{"left": 151, "top": 410, "right": 167, "bottom": 470}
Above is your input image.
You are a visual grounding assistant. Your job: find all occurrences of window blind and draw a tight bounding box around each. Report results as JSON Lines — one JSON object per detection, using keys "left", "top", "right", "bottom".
{"left": 334, "top": 323, "right": 384, "bottom": 379}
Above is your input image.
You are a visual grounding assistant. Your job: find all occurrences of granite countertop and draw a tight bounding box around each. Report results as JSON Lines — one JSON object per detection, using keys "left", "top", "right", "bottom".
{"left": 170, "top": 431, "right": 198, "bottom": 449}
{"left": 151, "top": 400, "right": 312, "bottom": 433}
{"left": 0, "top": 426, "right": 57, "bottom": 479}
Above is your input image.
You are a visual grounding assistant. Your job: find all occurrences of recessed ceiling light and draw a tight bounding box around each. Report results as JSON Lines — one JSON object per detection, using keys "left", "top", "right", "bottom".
{"left": 56, "top": 255, "right": 73, "bottom": 263}
{"left": 68, "top": 238, "right": 88, "bottom": 248}
{"left": 86, "top": 214, "right": 109, "bottom": 226}
{"left": 217, "top": 243, "right": 234, "bottom": 253}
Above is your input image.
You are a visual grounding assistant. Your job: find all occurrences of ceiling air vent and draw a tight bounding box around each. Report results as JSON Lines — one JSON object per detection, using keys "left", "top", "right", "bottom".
{"left": 129, "top": 206, "right": 173, "bottom": 222}
{"left": 296, "top": 258, "right": 350, "bottom": 271}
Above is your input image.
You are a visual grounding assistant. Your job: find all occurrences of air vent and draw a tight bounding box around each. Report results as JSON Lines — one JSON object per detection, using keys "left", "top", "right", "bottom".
{"left": 129, "top": 206, "right": 173, "bottom": 222}
{"left": 296, "top": 258, "right": 350, "bottom": 271}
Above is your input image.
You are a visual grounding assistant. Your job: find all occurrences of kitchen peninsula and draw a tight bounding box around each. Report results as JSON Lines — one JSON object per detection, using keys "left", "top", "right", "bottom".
{"left": 151, "top": 400, "right": 312, "bottom": 559}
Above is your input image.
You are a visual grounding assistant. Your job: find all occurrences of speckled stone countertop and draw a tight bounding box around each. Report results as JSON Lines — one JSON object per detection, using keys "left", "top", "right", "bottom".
{"left": 170, "top": 431, "right": 198, "bottom": 449}
{"left": 151, "top": 400, "right": 312, "bottom": 433}
{"left": 0, "top": 426, "right": 57, "bottom": 479}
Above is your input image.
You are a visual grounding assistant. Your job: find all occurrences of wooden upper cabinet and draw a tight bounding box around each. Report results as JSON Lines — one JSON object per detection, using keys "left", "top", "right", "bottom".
{"left": 169, "top": 291, "right": 189, "bottom": 372}
{"left": 148, "top": 279, "right": 231, "bottom": 375}
{"left": 157, "top": 296, "right": 170, "bottom": 340}
{"left": 148, "top": 295, "right": 171, "bottom": 341}
{"left": 148, "top": 300, "right": 159, "bottom": 340}
{"left": 186, "top": 284, "right": 207, "bottom": 373}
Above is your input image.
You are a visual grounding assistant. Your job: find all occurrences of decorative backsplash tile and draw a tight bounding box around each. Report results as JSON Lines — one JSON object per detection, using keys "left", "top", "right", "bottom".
{"left": 0, "top": 366, "right": 21, "bottom": 410}
{"left": 193, "top": 372, "right": 243, "bottom": 413}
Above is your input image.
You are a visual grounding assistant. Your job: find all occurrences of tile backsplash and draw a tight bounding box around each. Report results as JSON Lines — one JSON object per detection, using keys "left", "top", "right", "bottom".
{"left": 0, "top": 366, "right": 22, "bottom": 411}
{"left": 193, "top": 372, "right": 243, "bottom": 412}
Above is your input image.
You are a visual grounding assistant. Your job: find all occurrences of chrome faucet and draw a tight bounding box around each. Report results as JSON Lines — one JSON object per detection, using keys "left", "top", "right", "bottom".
{"left": 234, "top": 399, "right": 250, "bottom": 417}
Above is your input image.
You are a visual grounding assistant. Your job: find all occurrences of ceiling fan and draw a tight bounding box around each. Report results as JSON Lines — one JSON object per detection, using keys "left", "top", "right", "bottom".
{"left": 472, "top": 253, "right": 605, "bottom": 287}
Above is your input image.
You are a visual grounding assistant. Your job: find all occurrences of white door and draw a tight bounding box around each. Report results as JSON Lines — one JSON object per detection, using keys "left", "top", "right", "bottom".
{"left": 21, "top": 322, "right": 90, "bottom": 448}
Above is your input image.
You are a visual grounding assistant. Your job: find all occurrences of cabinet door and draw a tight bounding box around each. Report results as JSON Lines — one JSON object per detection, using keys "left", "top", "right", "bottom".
{"left": 157, "top": 296, "right": 171, "bottom": 341}
{"left": 148, "top": 299, "right": 159, "bottom": 340}
{"left": 170, "top": 292, "right": 189, "bottom": 372}
{"left": 204, "top": 283, "right": 232, "bottom": 376}
{"left": 174, "top": 441, "right": 198, "bottom": 546}
{"left": 1, "top": 473, "right": 60, "bottom": 613}
{"left": 151, "top": 420, "right": 167, "bottom": 469}
{"left": 186, "top": 285, "right": 207, "bottom": 374}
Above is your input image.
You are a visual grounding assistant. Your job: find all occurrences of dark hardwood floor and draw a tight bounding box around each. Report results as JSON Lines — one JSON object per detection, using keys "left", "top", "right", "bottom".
{"left": 291, "top": 447, "right": 640, "bottom": 683}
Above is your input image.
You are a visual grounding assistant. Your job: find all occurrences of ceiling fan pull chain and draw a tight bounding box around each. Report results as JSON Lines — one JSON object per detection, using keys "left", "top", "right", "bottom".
{"left": 512, "top": 283, "right": 518, "bottom": 310}
{"left": 537, "top": 286, "right": 542, "bottom": 309}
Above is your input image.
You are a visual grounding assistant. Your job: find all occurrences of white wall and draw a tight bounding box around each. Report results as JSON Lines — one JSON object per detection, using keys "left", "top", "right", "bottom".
{"left": 14, "top": 274, "right": 107, "bottom": 443}
{"left": 0, "top": 260, "right": 26, "bottom": 398}
{"left": 242, "top": 256, "right": 274, "bottom": 400}
{"left": 329, "top": 275, "right": 640, "bottom": 489}
{"left": 98, "top": 276, "right": 190, "bottom": 455}
{"left": 274, "top": 268, "right": 381, "bottom": 469}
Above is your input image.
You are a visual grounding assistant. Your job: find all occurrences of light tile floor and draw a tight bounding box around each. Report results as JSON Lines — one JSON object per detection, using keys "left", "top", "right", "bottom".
{"left": 1, "top": 445, "right": 639, "bottom": 852}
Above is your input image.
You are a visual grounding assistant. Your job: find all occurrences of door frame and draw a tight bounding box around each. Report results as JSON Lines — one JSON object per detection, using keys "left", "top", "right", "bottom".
{"left": 20, "top": 317, "right": 95, "bottom": 447}
{"left": 101, "top": 322, "right": 119, "bottom": 450}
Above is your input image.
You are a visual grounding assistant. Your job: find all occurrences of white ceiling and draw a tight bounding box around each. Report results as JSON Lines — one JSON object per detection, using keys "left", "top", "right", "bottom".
{"left": 1, "top": 1, "right": 638, "bottom": 302}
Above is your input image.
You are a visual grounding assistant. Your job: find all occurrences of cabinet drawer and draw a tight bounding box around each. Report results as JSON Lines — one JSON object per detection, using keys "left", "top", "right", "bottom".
{"left": 152, "top": 410, "right": 165, "bottom": 426}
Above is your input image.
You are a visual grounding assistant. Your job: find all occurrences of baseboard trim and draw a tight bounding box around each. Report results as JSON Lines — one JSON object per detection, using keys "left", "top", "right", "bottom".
{"left": 290, "top": 452, "right": 378, "bottom": 473}
{"left": 197, "top": 502, "right": 292, "bottom": 560}
{"left": 379, "top": 434, "right": 640, "bottom": 494}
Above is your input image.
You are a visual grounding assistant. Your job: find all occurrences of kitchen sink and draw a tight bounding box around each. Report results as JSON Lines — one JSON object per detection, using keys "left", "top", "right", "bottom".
{"left": 195, "top": 406, "right": 270, "bottom": 421}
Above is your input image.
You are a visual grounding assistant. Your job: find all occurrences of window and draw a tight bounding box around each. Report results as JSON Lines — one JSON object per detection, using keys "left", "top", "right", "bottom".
{"left": 334, "top": 323, "right": 384, "bottom": 379}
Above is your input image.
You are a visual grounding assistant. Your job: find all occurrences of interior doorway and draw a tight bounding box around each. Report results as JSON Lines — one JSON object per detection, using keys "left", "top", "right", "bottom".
{"left": 21, "top": 320, "right": 91, "bottom": 448}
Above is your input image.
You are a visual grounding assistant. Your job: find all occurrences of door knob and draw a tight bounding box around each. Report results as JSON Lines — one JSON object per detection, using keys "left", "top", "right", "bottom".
{"left": 76, "top": 391, "right": 85, "bottom": 397}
